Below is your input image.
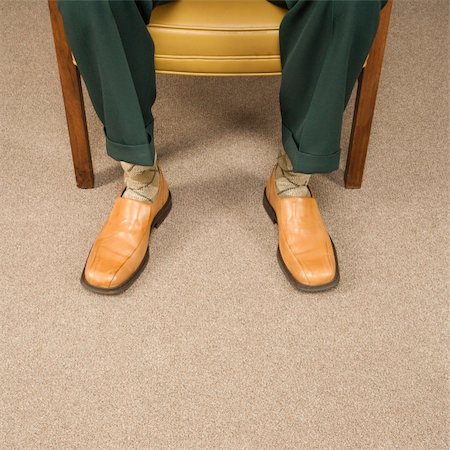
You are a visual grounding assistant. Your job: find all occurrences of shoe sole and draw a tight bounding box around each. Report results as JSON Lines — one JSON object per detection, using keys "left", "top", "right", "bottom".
{"left": 263, "top": 189, "right": 340, "bottom": 292}
{"left": 80, "top": 192, "right": 172, "bottom": 296}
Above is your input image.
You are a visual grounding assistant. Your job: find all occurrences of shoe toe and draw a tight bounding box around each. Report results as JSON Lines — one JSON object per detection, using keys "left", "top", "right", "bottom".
{"left": 83, "top": 247, "right": 123, "bottom": 289}
{"left": 280, "top": 242, "right": 337, "bottom": 288}
{"left": 300, "top": 256, "right": 336, "bottom": 286}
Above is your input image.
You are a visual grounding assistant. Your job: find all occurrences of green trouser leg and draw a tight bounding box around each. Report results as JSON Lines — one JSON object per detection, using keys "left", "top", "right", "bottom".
{"left": 58, "top": 0, "right": 385, "bottom": 172}
{"left": 277, "top": 0, "right": 386, "bottom": 173}
{"left": 57, "top": 0, "right": 157, "bottom": 165}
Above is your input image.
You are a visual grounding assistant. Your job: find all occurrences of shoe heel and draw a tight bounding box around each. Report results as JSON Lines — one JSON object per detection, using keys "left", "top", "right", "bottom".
{"left": 153, "top": 192, "right": 172, "bottom": 229}
{"left": 263, "top": 190, "right": 277, "bottom": 224}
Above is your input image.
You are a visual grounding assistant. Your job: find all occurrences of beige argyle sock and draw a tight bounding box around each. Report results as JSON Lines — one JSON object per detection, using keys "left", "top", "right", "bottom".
{"left": 275, "top": 148, "right": 311, "bottom": 198}
{"left": 121, "top": 161, "right": 160, "bottom": 203}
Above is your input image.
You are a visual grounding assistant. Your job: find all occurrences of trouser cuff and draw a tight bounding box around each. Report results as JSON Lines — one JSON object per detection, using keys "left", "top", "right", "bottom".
{"left": 105, "top": 123, "right": 156, "bottom": 166}
{"left": 282, "top": 124, "right": 340, "bottom": 174}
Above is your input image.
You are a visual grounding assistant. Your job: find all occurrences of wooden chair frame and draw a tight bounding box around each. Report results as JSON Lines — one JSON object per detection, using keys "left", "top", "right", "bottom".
{"left": 48, "top": 0, "right": 392, "bottom": 189}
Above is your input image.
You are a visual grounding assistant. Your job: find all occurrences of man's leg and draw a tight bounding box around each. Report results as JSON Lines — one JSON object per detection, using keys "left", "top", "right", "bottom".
{"left": 58, "top": 0, "right": 157, "bottom": 165}
{"left": 279, "top": 0, "right": 384, "bottom": 173}
{"left": 264, "top": 0, "right": 384, "bottom": 291}
{"left": 58, "top": 0, "right": 171, "bottom": 294}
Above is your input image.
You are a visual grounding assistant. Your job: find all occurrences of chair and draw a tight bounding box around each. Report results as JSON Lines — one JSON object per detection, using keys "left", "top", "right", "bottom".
{"left": 48, "top": 0, "right": 392, "bottom": 189}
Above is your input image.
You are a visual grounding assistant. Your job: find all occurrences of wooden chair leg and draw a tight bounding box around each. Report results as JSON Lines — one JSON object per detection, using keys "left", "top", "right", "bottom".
{"left": 48, "top": 0, "right": 94, "bottom": 189}
{"left": 345, "top": 0, "right": 393, "bottom": 189}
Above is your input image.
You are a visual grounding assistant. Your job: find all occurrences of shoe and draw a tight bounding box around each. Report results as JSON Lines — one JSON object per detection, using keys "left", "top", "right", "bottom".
{"left": 263, "top": 167, "right": 339, "bottom": 292}
{"left": 80, "top": 168, "right": 171, "bottom": 295}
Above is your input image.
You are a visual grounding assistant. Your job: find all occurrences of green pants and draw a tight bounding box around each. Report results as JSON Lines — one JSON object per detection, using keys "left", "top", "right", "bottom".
{"left": 58, "top": 0, "right": 385, "bottom": 173}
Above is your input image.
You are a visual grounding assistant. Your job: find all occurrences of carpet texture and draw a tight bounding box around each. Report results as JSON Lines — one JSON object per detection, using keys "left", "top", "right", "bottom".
{"left": 0, "top": 1, "right": 448, "bottom": 448}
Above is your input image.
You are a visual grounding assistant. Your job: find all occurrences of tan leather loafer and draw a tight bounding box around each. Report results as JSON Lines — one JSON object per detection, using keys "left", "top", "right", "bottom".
{"left": 81, "top": 169, "right": 171, "bottom": 295}
{"left": 263, "top": 168, "right": 339, "bottom": 292}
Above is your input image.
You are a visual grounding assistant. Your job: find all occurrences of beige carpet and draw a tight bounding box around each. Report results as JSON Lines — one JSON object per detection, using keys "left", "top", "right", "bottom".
{"left": 0, "top": 1, "right": 448, "bottom": 448}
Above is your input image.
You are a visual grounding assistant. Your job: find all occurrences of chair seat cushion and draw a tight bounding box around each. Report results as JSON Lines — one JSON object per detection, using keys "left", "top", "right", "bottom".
{"left": 148, "top": 0, "right": 286, "bottom": 75}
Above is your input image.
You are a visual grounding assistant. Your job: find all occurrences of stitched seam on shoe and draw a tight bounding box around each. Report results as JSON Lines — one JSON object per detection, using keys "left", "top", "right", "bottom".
{"left": 107, "top": 203, "right": 156, "bottom": 288}
{"left": 315, "top": 211, "right": 335, "bottom": 280}
{"left": 108, "top": 233, "right": 149, "bottom": 288}
{"left": 324, "top": 239, "right": 335, "bottom": 281}
{"left": 280, "top": 234, "right": 311, "bottom": 284}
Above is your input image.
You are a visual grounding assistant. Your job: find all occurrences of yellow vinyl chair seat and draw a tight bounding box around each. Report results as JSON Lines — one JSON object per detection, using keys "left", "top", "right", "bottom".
{"left": 148, "top": 0, "right": 287, "bottom": 75}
